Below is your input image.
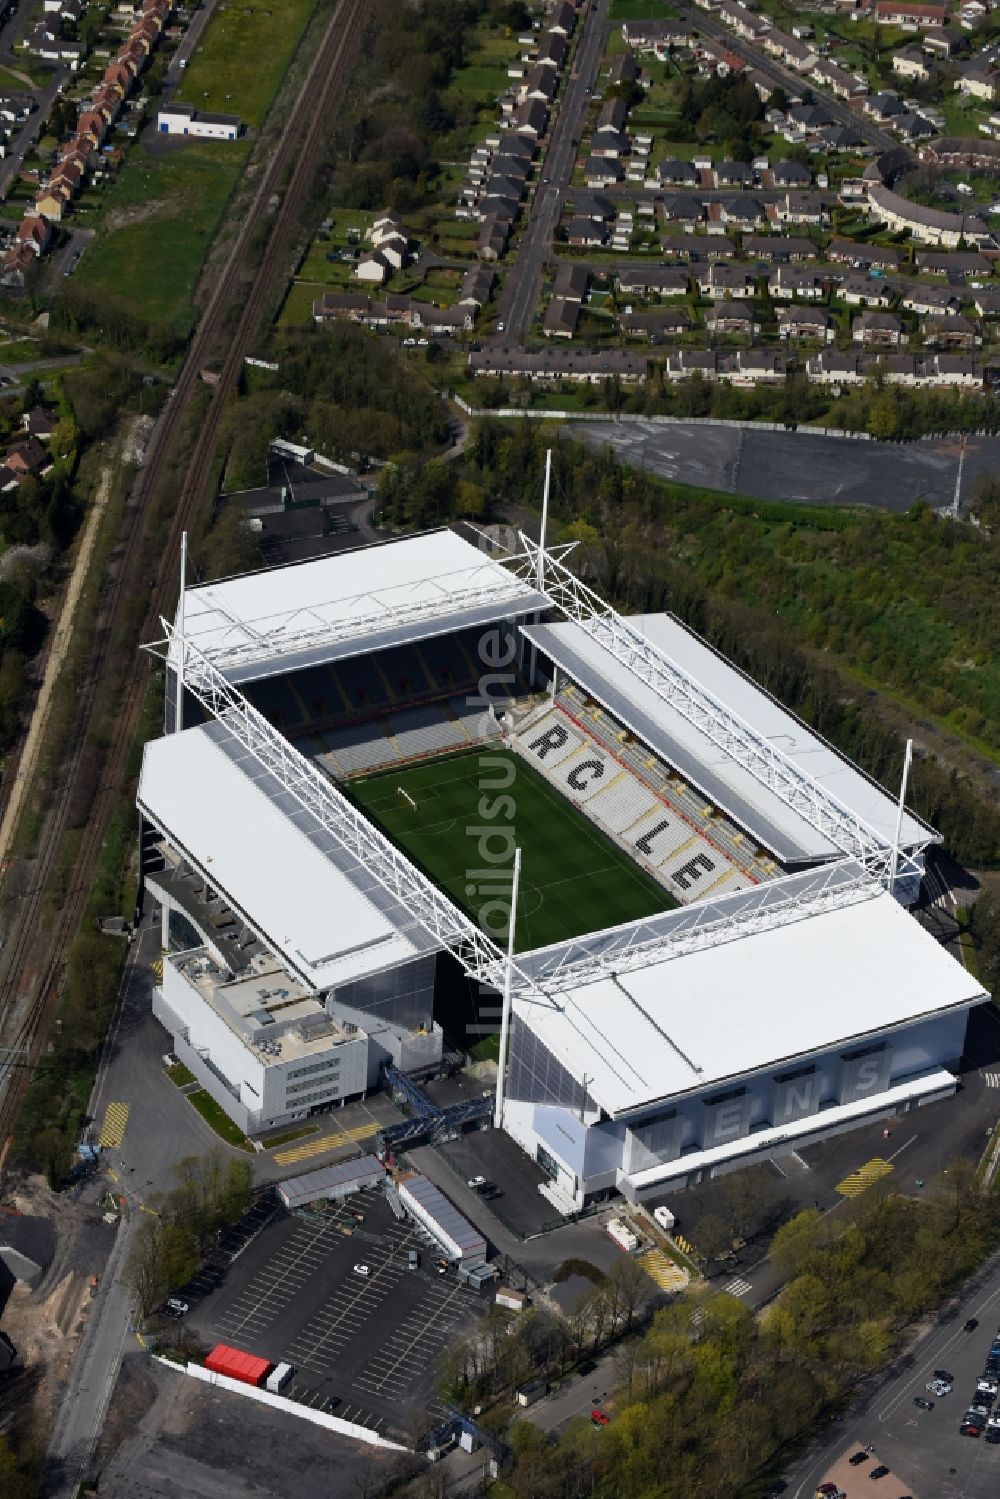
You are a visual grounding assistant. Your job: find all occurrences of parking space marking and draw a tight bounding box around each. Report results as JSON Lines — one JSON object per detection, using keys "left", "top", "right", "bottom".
{"left": 355, "top": 1281, "right": 476, "bottom": 1396}
{"left": 210, "top": 1214, "right": 351, "bottom": 1340}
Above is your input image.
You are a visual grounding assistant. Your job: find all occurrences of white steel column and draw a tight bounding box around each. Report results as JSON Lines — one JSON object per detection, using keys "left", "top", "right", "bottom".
{"left": 494, "top": 846, "right": 522, "bottom": 1131}
{"left": 888, "top": 738, "right": 913, "bottom": 898}
{"left": 175, "top": 531, "right": 187, "bottom": 734}
{"left": 529, "top": 450, "right": 552, "bottom": 688}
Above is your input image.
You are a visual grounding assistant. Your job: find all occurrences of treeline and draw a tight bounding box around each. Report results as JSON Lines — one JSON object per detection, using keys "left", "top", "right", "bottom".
{"left": 126, "top": 1153, "right": 253, "bottom": 1320}
{"left": 220, "top": 323, "right": 450, "bottom": 491}
{"left": 476, "top": 366, "right": 1000, "bottom": 442}
{"left": 52, "top": 283, "right": 190, "bottom": 366}
{"left": 331, "top": 0, "right": 529, "bottom": 212}
{"left": 458, "top": 421, "right": 1000, "bottom": 865}
{"left": 670, "top": 70, "right": 766, "bottom": 158}
{"left": 504, "top": 1167, "right": 1000, "bottom": 1499}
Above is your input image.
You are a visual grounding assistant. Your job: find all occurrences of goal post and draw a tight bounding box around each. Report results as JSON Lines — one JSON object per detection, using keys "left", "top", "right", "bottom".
{"left": 397, "top": 786, "right": 417, "bottom": 812}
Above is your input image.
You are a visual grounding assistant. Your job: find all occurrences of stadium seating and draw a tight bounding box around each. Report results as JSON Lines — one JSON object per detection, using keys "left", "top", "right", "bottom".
{"left": 449, "top": 697, "right": 505, "bottom": 741}
{"left": 622, "top": 809, "right": 696, "bottom": 866}
{"left": 543, "top": 743, "right": 619, "bottom": 805}
{"left": 318, "top": 723, "right": 400, "bottom": 775}
{"left": 517, "top": 709, "right": 588, "bottom": 770}
{"left": 244, "top": 675, "right": 307, "bottom": 730}
{"left": 587, "top": 775, "right": 660, "bottom": 834}
{"left": 386, "top": 704, "right": 467, "bottom": 759}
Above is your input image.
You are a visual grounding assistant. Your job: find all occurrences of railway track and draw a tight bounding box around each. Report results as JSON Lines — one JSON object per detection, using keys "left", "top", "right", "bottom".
{"left": 0, "top": 0, "right": 368, "bottom": 1148}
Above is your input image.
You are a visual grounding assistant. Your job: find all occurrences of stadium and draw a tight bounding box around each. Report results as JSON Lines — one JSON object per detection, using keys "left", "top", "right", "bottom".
{"left": 136, "top": 521, "right": 987, "bottom": 1209}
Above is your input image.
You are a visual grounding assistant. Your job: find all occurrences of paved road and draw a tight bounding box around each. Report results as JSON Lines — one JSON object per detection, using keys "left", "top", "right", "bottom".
{"left": 576, "top": 419, "right": 1000, "bottom": 513}
{"left": 499, "top": 0, "right": 610, "bottom": 338}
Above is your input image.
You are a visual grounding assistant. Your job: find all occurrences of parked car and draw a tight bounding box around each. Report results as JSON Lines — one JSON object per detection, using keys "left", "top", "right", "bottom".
{"left": 927, "top": 1379, "right": 952, "bottom": 1396}
{"left": 913, "top": 1397, "right": 934, "bottom": 1410}
{"left": 353, "top": 1263, "right": 371, "bottom": 1277}
{"left": 164, "top": 1297, "right": 189, "bottom": 1316}
{"left": 590, "top": 1409, "right": 610, "bottom": 1427}
{"left": 965, "top": 1318, "right": 980, "bottom": 1332}
{"left": 960, "top": 1421, "right": 983, "bottom": 1437}
{"left": 868, "top": 1469, "right": 889, "bottom": 1482}
{"left": 467, "top": 1176, "right": 487, "bottom": 1189}
{"left": 933, "top": 1369, "right": 954, "bottom": 1383}
{"left": 849, "top": 1452, "right": 871, "bottom": 1466}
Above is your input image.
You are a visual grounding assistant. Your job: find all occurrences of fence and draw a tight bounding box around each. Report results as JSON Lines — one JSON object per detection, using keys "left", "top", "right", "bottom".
{"left": 165, "top": 1357, "right": 410, "bottom": 1452}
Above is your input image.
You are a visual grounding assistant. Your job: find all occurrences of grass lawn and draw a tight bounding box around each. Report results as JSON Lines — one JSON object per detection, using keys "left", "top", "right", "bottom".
{"left": 0, "top": 63, "right": 32, "bottom": 91}
{"left": 349, "top": 748, "right": 676, "bottom": 953}
{"left": 608, "top": 0, "right": 677, "bottom": 17}
{"left": 179, "top": 0, "right": 317, "bottom": 127}
{"left": 74, "top": 142, "right": 246, "bottom": 335}
{"left": 166, "top": 1061, "right": 196, "bottom": 1087}
{"left": 278, "top": 279, "right": 322, "bottom": 325}
{"left": 188, "top": 1088, "right": 255, "bottom": 1151}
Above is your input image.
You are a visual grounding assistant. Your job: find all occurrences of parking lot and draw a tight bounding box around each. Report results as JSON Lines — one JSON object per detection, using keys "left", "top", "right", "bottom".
{"left": 186, "top": 1187, "right": 486, "bottom": 1438}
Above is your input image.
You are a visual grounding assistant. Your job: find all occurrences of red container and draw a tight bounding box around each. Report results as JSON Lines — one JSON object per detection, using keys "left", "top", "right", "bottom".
{"left": 205, "top": 1343, "right": 272, "bottom": 1387}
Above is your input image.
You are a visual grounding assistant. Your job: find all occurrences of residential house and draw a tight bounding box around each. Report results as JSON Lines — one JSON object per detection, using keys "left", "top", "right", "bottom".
{"left": 608, "top": 53, "right": 639, "bottom": 88}
{"left": 513, "top": 99, "right": 548, "bottom": 137}
{"left": 776, "top": 306, "right": 833, "bottom": 340}
{"left": 356, "top": 251, "right": 393, "bottom": 284}
{"left": 810, "top": 58, "right": 868, "bottom": 99}
{"left": 893, "top": 46, "right": 930, "bottom": 80}
{"left": 15, "top": 216, "right": 50, "bottom": 256}
{"left": 458, "top": 265, "right": 494, "bottom": 307}
{"left": 6, "top": 435, "right": 49, "bottom": 476}
{"left": 658, "top": 157, "right": 698, "bottom": 185}
{"left": 467, "top": 348, "right": 646, "bottom": 383}
{"left": 619, "top": 307, "right": 690, "bottom": 340}
{"left": 865, "top": 91, "right": 904, "bottom": 123}
{"left": 805, "top": 351, "right": 867, "bottom": 383}
{"left": 772, "top": 160, "right": 811, "bottom": 187}
{"left": 662, "top": 234, "right": 735, "bottom": 257}
{"left": 875, "top": 0, "right": 946, "bottom": 24}
{"left": 925, "top": 314, "right": 979, "bottom": 346}
{"left": 768, "top": 265, "right": 824, "bottom": 299}
{"left": 828, "top": 238, "right": 900, "bottom": 271}
{"left": 956, "top": 60, "right": 997, "bottom": 101}
{"left": 554, "top": 264, "right": 590, "bottom": 302}
{"left": 839, "top": 273, "right": 895, "bottom": 307}
{"left": 548, "top": 1, "right": 575, "bottom": 36}
{"left": 776, "top": 191, "right": 826, "bottom": 225}
{"left": 900, "top": 282, "right": 962, "bottom": 314}
{"left": 915, "top": 249, "right": 990, "bottom": 274}
{"left": 312, "top": 291, "right": 369, "bottom": 323}
{"left": 535, "top": 32, "right": 567, "bottom": 68}
{"left": 730, "top": 350, "right": 787, "bottom": 385}
{"left": 663, "top": 350, "right": 719, "bottom": 381}
{"left": 705, "top": 301, "right": 759, "bottom": 334}
{"left": 543, "top": 297, "right": 580, "bottom": 338}
{"left": 720, "top": 193, "right": 765, "bottom": 227}
{"left": 616, "top": 266, "right": 689, "bottom": 296}
{"left": 662, "top": 193, "right": 704, "bottom": 224}
{"left": 853, "top": 310, "right": 906, "bottom": 345}
{"left": 566, "top": 216, "right": 608, "bottom": 247}
{"left": 923, "top": 24, "right": 963, "bottom": 57}
{"left": 584, "top": 158, "right": 624, "bottom": 187}
{"left": 716, "top": 160, "right": 754, "bottom": 187}
{"left": 477, "top": 216, "right": 510, "bottom": 260}
{"left": 521, "top": 66, "right": 558, "bottom": 103}
{"left": 21, "top": 406, "right": 56, "bottom": 439}
{"left": 744, "top": 234, "right": 818, "bottom": 260}
{"left": 698, "top": 264, "right": 756, "bottom": 297}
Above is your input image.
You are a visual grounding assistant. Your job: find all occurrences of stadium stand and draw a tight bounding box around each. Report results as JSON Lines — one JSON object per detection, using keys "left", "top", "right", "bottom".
{"left": 449, "top": 697, "right": 506, "bottom": 741}
{"left": 510, "top": 687, "right": 780, "bottom": 903}
{"left": 317, "top": 723, "right": 400, "bottom": 776}
{"left": 557, "top": 682, "right": 776, "bottom": 883}
{"left": 386, "top": 704, "right": 467, "bottom": 759}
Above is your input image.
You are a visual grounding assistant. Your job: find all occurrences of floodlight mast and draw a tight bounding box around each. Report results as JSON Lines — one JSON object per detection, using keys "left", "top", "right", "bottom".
{"left": 888, "top": 738, "right": 913, "bottom": 899}
{"left": 494, "top": 846, "right": 522, "bottom": 1131}
{"left": 537, "top": 448, "right": 552, "bottom": 594}
{"left": 175, "top": 531, "right": 187, "bottom": 734}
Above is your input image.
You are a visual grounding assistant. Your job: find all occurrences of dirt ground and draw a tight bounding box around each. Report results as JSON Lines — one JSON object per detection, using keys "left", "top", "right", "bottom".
{"left": 0, "top": 1173, "right": 117, "bottom": 1432}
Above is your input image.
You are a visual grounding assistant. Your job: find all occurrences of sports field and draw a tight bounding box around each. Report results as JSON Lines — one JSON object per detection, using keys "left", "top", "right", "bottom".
{"left": 349, "top": 748, "right": 676, "bottom": 952}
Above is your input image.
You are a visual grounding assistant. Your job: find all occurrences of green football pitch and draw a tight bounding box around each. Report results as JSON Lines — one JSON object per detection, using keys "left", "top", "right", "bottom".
{"left": 348, "top": 747, "right": 676, "bottom": 952}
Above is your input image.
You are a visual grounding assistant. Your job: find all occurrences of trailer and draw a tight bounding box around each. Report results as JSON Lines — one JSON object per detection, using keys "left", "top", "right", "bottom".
{"left": 606, "top": 1217, "right": 640, "bottom": 1253}
{"left": 204, "top": 1344, "right": 271, "bottom": 1387}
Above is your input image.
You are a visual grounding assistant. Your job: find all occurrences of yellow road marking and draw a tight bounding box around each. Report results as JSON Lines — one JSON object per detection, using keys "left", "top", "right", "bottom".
{"left": 99, "top": 1101, "right": 130, "bottom": 1150}
{"left": 835, "top": 1157, "right": 894, "bottom": 1197}
{"left": 151, "top": 957, "right": 163, "bottom": 981}
{"left": 273, "top": 1119, "right": 380, "bottom": 1166}
{"left": 642, "top": 1249, "right": 687, "bottom": 1292}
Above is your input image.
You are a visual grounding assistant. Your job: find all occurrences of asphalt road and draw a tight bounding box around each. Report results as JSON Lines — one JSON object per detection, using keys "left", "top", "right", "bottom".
{"left": 576, "top": 419, "right": 1000, "bottom": 513}
{"left": 499, "top": 0, "right": 610, "bottom": 338}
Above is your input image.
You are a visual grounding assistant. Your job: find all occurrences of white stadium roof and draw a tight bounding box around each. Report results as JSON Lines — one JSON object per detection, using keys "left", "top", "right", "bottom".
{"left": 138, "top": 719, "right": 439, "bottom": 991}
{"left": 523, "top": 614, "right": 935, "bottom": 866}
{"left": 513, "top": 888, "right": 984, "bottom": 1119}
{"left": 171, "top": 529, "right": 546, "bottom": 683}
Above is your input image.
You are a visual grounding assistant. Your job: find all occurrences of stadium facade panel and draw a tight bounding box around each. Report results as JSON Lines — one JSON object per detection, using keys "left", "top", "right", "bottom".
{"left": 137, "top": 528, "right": 987, "bottom": 1190}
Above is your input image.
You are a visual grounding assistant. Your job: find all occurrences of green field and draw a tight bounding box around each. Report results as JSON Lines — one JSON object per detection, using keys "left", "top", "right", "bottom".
{"left": 349, "top": 748, "right": 675, "bottom": 952}
{"left": 74, "top": 142, "right": 245, "bottom": 335}
{"left": 180, "top": 0, "right": 317, "bottom": 127}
